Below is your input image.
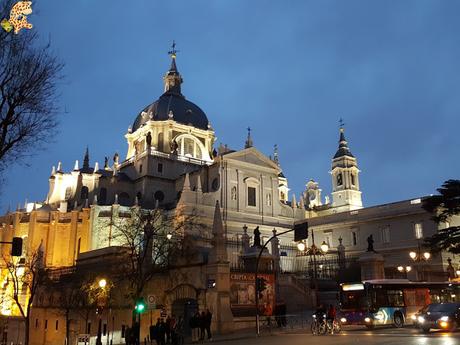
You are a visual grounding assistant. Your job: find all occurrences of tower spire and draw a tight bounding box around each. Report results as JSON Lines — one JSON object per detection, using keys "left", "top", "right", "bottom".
{"left": 334, "top": 120, "right": 354, "bottom": 159}
{"left": 83, "top": 147, "right": 90, "bottom": 170}
{"left": 244, "top": 127, "right": 253, "bottom": 149}
{"left": 164, "top": 41, "right": 183, "bottom": 94}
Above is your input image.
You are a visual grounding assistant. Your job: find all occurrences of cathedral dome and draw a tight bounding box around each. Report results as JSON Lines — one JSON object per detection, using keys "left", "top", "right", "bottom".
{"left": 133, "top": 92, "right": 209, "bottom": 131}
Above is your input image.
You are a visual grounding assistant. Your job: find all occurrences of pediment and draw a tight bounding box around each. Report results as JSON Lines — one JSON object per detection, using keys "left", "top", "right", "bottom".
{"left": 223, "top": 147, "right": 281, "bottom": 171}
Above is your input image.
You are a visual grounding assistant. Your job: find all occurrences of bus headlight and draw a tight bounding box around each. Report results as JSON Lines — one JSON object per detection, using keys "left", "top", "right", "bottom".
{"left": 340, "top": 317, "right": 347, "bottom": 323}
{"left": 440, "top": 321, "right": 449, "bottom": 328}
{"left": 410, "top": 315, "right": 417, "bottom": 321}
{"left": 417, "top": 316, "right": 425, "bottom": 324}
{"left": 364, "top": 317, "right": 371, "bottom": 323}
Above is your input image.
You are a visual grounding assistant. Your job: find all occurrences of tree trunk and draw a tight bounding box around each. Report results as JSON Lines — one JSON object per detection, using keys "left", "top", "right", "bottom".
{"left": 24, "top": 317, "right": 30, "bottom": 345}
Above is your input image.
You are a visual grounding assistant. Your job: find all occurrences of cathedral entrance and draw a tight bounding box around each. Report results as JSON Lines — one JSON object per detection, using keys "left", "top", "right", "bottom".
{"left": 172, "top": 299, "right": 198, "bottom": 336}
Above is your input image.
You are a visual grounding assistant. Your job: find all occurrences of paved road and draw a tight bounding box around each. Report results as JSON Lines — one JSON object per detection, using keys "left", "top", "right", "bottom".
{"left": 210, "top": 326, "right": 460, "bottom": 345}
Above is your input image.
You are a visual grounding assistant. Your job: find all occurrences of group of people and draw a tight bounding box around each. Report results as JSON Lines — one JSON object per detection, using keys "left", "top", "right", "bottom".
{"left": 149, "top": 316, "right": 184, "bottom": 345}
{"left": 189, "top": 309, "right": 212, "bottom": 343}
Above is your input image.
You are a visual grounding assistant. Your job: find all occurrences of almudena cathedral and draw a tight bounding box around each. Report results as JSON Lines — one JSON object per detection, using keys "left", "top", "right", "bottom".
{"left": 0, "top": 52, "right": 459, "bottom": 345}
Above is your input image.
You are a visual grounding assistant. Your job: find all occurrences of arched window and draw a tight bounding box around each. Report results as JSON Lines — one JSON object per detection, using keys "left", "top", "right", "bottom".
{"left": 98, "top": 188, "right": 107, "bottom": 205}
{"left": 154, "top": 191, "right": 165, "bottom": 202}
{"left": 175, "top": 134, "right": 206, "bottom": 160}
{"left": 118, "top": 192, "right": 130, "bottom": 206}
{"left": 351, "top": 174, "right": 355, "bottom": 186}
{"left": 337, "top": 173, "right": 343, "bottom": 186}
{"left": 80, "top": 186, "right": 89, "bottom": 201}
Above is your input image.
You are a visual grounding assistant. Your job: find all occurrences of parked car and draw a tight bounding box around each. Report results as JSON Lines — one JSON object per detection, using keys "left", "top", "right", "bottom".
{"left": 417, "top": 303, "right": 460, "bottom": 333}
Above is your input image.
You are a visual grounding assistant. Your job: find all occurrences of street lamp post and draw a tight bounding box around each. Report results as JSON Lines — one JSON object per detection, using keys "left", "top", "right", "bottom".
{"left": 409, "top": 242, "right": 431, "bottom": 281}
{"left": 297, "top": 230, "right": 329, "bottom": 307}
{"left": 96, "top": 278, "right": 108, "bottom": 345}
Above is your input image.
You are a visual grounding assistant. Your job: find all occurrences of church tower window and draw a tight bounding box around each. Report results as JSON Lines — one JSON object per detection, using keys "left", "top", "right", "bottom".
{"left": 351, "top": 174, "right": 355, "bottom": 186}
{"left": 337, "top": 173, "right": 343, "bottom": 186}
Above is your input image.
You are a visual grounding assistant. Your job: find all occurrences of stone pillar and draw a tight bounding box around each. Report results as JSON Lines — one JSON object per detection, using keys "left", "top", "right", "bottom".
{"left": 207, "top": 201, "right": 234, "bottom": 334}
{"left": 358, "top": 251, "right": 385, "bottom": 280}
{"left": 241, "top": 225, "right": 250, "bottom": 254}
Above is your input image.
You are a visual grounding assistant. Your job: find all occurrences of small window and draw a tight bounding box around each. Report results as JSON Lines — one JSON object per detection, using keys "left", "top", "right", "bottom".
{"left": 44, "top": 320, "right": 48, "bottom": 330}
{"left": 280, "top": 192, "right": 286, "bottom": 201}
{"left": 87, "top": 323, "right": 91, "bottom": 334}
{"left": 414, "top": 223, "right": 423, "bottom": 239}
{"left": 154, "top": 191, "right": 165, "bottom": 202}
{"left": 158, "top": 163, "right": 163, "bottom": 173}
{"left": 248, "top": 187, "right": 256, "bottom": 207}
{"left": 103, "top": 324, "right": 107, "bottom": 336}
{"left": 139, "top": 164, "right": 143, "bottom": 173}
{"left": 351, "top": 174, "right": 355, "bottom": 185}
{"left": 35, "top": 319, "right": 39, "bottom": 328}
{"left": 352, "top": 232, "right": 357, "bottom": 246}
{"left": 266, "top": 193, "right": 272, "bottom": 206}
{"left": 337, "top": 173, "right": 343, "bottom": 186}
{"left": 55, "top": 320, "right": 59, "bottom": 330}
{"left": 136, "top": 192, "right": 142, "bottom": 203}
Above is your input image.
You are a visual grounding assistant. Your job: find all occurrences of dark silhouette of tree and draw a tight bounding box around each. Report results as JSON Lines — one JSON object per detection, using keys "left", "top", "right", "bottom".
{"left": 0, "top": 1, "right": 63, "bottom": 182}
{"left": 423, "top": 179, "right": 460, "bottom": 254}
{"left": 3, "top": 248, "right": 48, "bottom": 345}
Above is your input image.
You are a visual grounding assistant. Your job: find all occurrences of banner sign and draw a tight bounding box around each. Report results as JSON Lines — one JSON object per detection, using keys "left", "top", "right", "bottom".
{"left": 230, "top": 273, "right": 275, "bottom": 316}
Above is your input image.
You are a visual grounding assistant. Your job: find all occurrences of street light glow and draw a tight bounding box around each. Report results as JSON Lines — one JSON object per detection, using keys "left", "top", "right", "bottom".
{"left": 409, "top": 251, "right": 417, "bottom": 260}
{"left": 397, "top": 266, "right": 404, "bottom": 272}
{"left": 166, "top": 233, "right": 172, "bottom": 240}
{"left": 98, "top": 279, "right": 107, "bottom": 289}
{"left": 297, "top": 242, "right": 306, "bottom": 252}
{"left": 423, "top": 252, "right": 431, "bottom": 260}
{"left": 320, "top": 241, "right": 329, "bottom": 253}
{"left": 406, "top": 266, "right": 412, "bottom": 272}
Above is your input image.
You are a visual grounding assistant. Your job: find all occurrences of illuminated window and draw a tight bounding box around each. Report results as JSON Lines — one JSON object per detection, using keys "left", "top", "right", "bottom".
{"left": 248, "top": 187, "right": 256, "bottom": 207}
{"left": 414, "top": 223, "right": 423, "bottom": 239}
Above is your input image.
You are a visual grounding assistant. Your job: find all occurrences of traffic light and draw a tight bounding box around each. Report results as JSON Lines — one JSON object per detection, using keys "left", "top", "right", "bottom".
{"left": 256, "top": 278, "right": 267, "bottom": 299}
{"left": 11, "top": 237, "right": 23, "bottom": 257}
{"left": 294, "top": 222, "right": 308, "bottom": 242}
{"left": 134, "top": 298, "right": 146, "bottom": 313}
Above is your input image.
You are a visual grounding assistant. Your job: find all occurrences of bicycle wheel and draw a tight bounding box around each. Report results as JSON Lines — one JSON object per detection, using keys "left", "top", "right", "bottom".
{"left": 334, "top": 321, "right": 342, "bottom": 334}
{"left": 311, "top": 322, "right": 317, "bottom": 335}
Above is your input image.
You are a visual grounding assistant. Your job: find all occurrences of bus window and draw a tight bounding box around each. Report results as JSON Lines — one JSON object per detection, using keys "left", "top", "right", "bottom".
{"left": 341, "top": 290, "right": 368, "bottom": 311}
{"left": 387, "top": 290, "right": 404, "bottom": 307}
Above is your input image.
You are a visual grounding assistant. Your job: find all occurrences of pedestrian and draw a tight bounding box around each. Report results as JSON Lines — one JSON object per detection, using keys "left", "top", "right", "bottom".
{"left": 204, "top": 309, "right": 212, "bottom": 340}
{"left": 165, "top": 315, "right": 172, "bottom": 344}
{"left": 199, "top": 311, "right": 206, "bottom": 341}
{"left": 174, "top": 316, "right": 184, "bottom": 345}
{"left": 125, "top": 326, "right": 132, "bottom": 345}
{"left": 189, "top": 311, "right": 200, "bottom": 343}
{"left": 149, "top": 325, "right": 158, "bottom": 345}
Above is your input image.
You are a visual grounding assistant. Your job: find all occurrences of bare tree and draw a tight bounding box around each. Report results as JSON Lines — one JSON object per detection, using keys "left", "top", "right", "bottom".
{"left": 3, "top": 248, "right": 48, "bottom": 345}
{"left": 0, "top": 1, "right": 63, "bottom": 180}
{"left": 108, "top": 205, "right": 204, "bottom": 343}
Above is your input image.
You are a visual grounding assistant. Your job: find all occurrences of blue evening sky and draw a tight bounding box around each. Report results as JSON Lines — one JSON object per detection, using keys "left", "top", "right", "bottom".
{"left": 1, "top": 0, "right": 460, "bottom": 212}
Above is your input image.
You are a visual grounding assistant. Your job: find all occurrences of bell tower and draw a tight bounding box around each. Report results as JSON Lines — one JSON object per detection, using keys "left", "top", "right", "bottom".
{"left": 330, "top": 125, "right": 362, "bottom": 212}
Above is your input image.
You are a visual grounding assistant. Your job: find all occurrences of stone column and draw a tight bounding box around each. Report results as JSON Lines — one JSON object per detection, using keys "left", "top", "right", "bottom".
{"left": 358, "top": 251, "right": 385, "bottom": 280}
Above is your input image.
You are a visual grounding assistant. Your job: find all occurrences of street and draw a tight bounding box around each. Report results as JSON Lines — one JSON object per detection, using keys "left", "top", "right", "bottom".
{"left": 209, "top": 327, "right": 460, "bottom": 345}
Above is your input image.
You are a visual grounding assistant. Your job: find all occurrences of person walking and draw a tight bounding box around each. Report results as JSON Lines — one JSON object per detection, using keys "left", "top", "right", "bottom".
{"left": 204, "top": 309, "right": 212, "bottom": 340}
{"left": 190, "top": 312, "right": 200, "bottom": 343}
{"left": 199, "top": 311, "right": 206, "bottom": 341}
